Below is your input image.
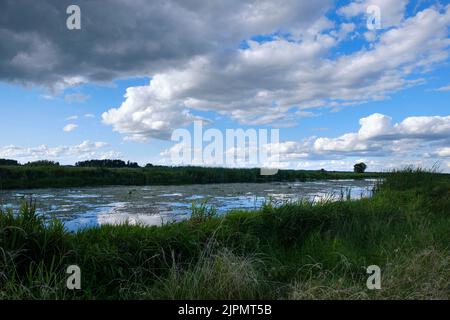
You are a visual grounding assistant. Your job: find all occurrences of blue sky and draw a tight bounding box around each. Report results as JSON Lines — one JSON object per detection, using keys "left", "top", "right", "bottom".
{"left": 0, "top": 0, "right": 449, "bottom": 171}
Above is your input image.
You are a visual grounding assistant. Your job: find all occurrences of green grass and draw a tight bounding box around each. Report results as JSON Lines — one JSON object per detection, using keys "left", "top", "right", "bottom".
{"left": 0, "top": 165, "right": 382, "bottom": 190}
{"left": 0, "top": 169, "right": 448, "bottom": 299}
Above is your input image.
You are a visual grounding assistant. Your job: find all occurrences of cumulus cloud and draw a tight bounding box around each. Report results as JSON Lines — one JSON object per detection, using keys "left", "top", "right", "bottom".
{"left": 275, "top": 112, "right": 450, "bottom": 170}
{"left": 63, "top": 123, "right": 78, "bottom": 132}
{"left": 65, "top": 115, "right": 78, "bottom": 121}
{"left": 158, "top": 113, "right": 450, "bottom": 171}
{"left": 103, "top": 5, "right": 450, "bottom": 140}
{"left": 314, "top": 113, "right": 450, "bottom": 154}
{"left": 0, "top": 140, "right": 119, "bottom": 164}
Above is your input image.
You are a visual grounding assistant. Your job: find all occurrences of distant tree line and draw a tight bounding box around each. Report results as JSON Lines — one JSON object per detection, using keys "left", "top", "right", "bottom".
{"left": 0, "top": 159, "right": 19, "bottom": 166}
{"left": 75, "top": 159, "right": 140, "bottom": 168}
{"left": 24, "top": 160, "right": 60, "bottom": 167}
{"left": 0, "top": 159, "right": 367, "bottom": 176}
{"left": 0, "top": 159, "right": 60, "bottom": 166}
{"left": 0, "top": 158, "right": 149, "bottom": 168}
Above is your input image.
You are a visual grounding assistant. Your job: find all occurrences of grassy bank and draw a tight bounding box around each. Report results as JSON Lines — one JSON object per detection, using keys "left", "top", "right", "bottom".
{"left": 0, "top": 168, "right": 449, "bottom": 299}
{"left": 0, "top": 165, "right": 382, "bottom": 190}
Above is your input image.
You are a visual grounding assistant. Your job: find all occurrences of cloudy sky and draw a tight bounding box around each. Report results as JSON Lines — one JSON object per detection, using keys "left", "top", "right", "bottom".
{"left": 0, "top": 0, "right": 449, "bottom": 171}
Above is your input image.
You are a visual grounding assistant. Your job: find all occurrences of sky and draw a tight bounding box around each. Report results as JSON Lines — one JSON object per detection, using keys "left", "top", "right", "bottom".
{"left": 0, "top": 0, "right": 449, "bottom": 172}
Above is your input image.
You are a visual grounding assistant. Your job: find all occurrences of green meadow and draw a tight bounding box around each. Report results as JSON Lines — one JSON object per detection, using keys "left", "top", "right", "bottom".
{"left": 0, "top": 168, "right": 449, "bottom": 299}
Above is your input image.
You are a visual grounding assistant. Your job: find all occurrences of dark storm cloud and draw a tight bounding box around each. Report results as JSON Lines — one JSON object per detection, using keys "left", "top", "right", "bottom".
{"left": 0, "top": 0, "right": 331, "bottom": 89}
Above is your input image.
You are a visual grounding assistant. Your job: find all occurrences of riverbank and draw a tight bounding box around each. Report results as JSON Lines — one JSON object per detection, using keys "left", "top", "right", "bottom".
{"left": 0, "top": 165, "right": 383, "bottom": 190}
{"left": 1, "top": 168, "right": 449, "bottom": 299}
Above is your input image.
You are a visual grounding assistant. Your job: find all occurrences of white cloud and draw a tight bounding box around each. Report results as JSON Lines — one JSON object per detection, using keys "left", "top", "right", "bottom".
{"left": 395, "top": 115, "right": 450, "bottom": 138}
{"left": 0, "top": 141, "right": 119, "bottom": 164}
{"left": 103, "top": 6, "right": 450, "bottom": 140}
{"left": 314, "top": 133, "right": 374, "bottom": 153}
{"left": 287, "top": 112, "right": 450, "bottom": 172}
{"left": 64, "top": 93, "right": 90, "bottom": 103}
{"left": 101, "top": 79, "right": 201, "bottom": 140}
{"left": 63, "top": 124, "right": 78, "bottom": 132}
{"left": 66, "top": 115, "right": 78, "bottom": 121}
{"left": 338, "top": 0, "right": 408, "bottom": 28}
{"left": 157, "top": 113, "right": 449, "bottom": 172}
{"left": 84, "top": 113, "right": 95, "bottom": 118}
{"left": 313, "top": 113, "right": 450, "bottom": 155}
{"left": 435, "top": 85, "right": 450, "bottom": 92}
{"left": 358, "top": 113, "right": 393, "bottom": 139}
{"left": 437, "top": 147, "right": 450, "bottom": 157}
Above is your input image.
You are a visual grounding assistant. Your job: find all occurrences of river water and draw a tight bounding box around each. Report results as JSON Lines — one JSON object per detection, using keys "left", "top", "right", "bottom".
{"left": 0, "top": 179, "right": 378, "bottom": 231}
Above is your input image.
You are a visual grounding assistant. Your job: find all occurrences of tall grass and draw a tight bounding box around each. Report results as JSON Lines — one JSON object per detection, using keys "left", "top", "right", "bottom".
{"left": 190, "top": 199, "right": 218, "bottom": 224}
{"left": 0, "top": 200, "right": 70, "bottom": 299}
{"left": 140, "top": 247, "right": 266, "bottom": 300}
{"left": 0, "top": 168, "right": 448, "bottom": 299}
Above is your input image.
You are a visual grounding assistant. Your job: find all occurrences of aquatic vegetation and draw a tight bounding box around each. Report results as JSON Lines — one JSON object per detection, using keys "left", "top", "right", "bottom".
{"left": 190, "top": 199, "right": 218, "bottom": 223}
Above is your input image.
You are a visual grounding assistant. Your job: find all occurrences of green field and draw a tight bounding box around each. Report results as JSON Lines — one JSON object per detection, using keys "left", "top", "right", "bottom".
{"left": 0, "top": 168, "right": 449, "bottom": 299}
{"left": 0, "top": 165, "right": 382, "bottom": 189}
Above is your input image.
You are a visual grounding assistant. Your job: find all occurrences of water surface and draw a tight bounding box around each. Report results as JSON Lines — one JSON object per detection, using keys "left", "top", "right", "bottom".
{"left": 0, "top": 179, "right": 377, "bottom": 231}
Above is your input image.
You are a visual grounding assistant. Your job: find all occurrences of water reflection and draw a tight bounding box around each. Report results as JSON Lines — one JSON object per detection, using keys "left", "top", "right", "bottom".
{"left": 0, "top": 179, "right": 378, "bottom": 231}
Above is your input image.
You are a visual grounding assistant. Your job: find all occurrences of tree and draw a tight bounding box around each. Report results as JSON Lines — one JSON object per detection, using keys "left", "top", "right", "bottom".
{"left": 354, "top": 162, "right": 367, "bottom": 173}
{"left": 0, "top": 159, "right": 19, "bottom": 166}
{"left": 126, "top": 161, "right": 140, "bottom": 168}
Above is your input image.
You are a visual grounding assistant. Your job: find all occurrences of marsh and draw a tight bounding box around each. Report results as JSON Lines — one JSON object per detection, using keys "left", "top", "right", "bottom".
{"left": 0, "top": 179, "right": 377, "bottom": 231}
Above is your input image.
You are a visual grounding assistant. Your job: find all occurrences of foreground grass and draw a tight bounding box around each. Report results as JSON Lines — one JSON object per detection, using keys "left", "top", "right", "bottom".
{"left": 0, "top": 168, "right": 449, "bottom": 299}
